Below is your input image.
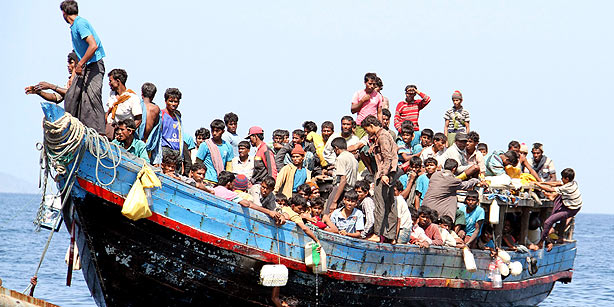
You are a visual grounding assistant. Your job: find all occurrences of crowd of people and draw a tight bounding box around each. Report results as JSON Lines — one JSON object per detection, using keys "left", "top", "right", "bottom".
{"left": 27, "top": 1, "right": 582, "bottom": 258}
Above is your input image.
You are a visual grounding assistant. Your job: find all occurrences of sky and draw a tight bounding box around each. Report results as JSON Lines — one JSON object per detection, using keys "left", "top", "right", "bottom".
{"left": 1, "top": 0, "right": 612, "bottom": 213}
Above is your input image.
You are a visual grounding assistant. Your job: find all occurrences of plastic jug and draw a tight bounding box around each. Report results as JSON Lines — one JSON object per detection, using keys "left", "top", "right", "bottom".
{"left": 489, "top": 199, "right": 500, "bottom": 225}
{"left": 305, "top": 242, "right": 327, "bottom": 273}
{"left": 463, "top": 247, "right": 477, "bottom": 272}
{"left": 259, "top": 264, "right": 288, "bottom": 287}
{"left": 492, "top": 268, "right": 503, "bottom": 288}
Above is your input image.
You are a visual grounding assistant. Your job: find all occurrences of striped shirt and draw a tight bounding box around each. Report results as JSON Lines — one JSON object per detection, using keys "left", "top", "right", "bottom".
{"left": 554, "top": 181, "right": 582, "bottom": 210}
{"left": 443, "top": 107, "right": 470, "bottom": 133}
{"left": 393, "top": 92, "right": 431, "bottom": 131}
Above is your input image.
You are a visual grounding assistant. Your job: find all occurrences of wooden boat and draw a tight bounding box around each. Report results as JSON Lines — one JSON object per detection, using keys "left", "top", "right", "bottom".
{"left": 41, "top": 103, "right": 575, "bottom": 306}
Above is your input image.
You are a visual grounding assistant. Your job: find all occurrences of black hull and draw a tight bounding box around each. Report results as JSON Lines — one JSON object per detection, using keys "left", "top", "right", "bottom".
{"left": 69, "top": 193, "right": 561, "bottom": 307}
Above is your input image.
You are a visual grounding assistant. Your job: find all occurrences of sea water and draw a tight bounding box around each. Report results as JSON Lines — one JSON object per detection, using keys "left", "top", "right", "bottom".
{"left": 0, "top": 193, "right": 611, "bottom": 306}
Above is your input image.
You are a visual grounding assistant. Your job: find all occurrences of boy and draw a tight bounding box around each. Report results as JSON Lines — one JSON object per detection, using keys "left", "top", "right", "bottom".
{"left": 415, "top": 157, "right": 438, "bottom": 209}
{"left": 281, "top": 195, "right": 321, "bottom": 244}
{"left": 459, "top": 191, "right": 485, "bottom": 248}
{"left": 381, "top": 108, "right": 397, "bottom": 140}
{"left": 105, "top": 68, "right": 142, "bottom": 139}
{"left": 296, "top": 183, "right": 313, "bottom": 200}
{"left": 222, "top": 112, "right": 240, "bottom": 157}
{"left": 398, "top": 156, "right": 422, "bottom": 209}
{"left": 419, "top": 128, "right": 434, "bottom": 152}
{"left": 477, "top": 225, "right": 495, "bottom": 251}
{"left": 233, "top": 174, "right": 253, "bottom": 201}
{"left": 308, "top": 198, "right": 336, "bottom": 231}
{"left": 111, "top": 119, "right": 149, "bottom": 162}
{"left": 351, "top": 72, "right": 383, "bottom": 138}
{"left": 330, "top": 190, "right": 365, "bottom": 238}
{"left": 195, "top": 119, "right": 234, "bottom": 184}
{"left": 355, "top": 180, "right": 375, "bottom": 239}
{"left": 189, "top": 163, "right": 214, "bottom": 194}
{"left": 477, "top": 143, "right": 488, "bottom": 157}
{"left": 257, "top": 176, "right": 278, "bottom": 210}
{"left": 327, "top": 137, "right": 358, "bottom": 212}
{"left": 303, "top": 121, "right": 326, "bottom": 167}
{"left": 191, "top": 128, "right": 210, "bottom": 163}
{"left": 397, "top": 126, "right": 421, "bottom": 163}
{"left": 530, "top": 168, "right": 582, "bottom": 252}
{"left": 394, "top": 181, "right": 412, "bottom": 244}
{"left": 422, "top": 132, "right": 447, "bottom": 164}
{"left": 231, "top": 141, "right": 254, "bottom": 181}
{"left": 274, "top": 145, "right": 311, "bottom": 199}
{"left": 393, "top": 84, "right": 431, "bottom": 132}
{"left": 443, "top": 90, "right": 470, "bottom": 146}
{"left": 160, "top": 88, "right": 186, "bottom": 170}
{"left": 438, "top": 215, "right": 464, "bottom": 248}
{"left": 465, "top": 131, "right": 486, "bottom": 177}
{"left": 214, "top": 171, "right": 285, "bottom": 225}
{"left": 414, "top": 206, "right": 443, "bottom": 247}
{"left": 484, "top": 150, "right": 519, "bottom": 177}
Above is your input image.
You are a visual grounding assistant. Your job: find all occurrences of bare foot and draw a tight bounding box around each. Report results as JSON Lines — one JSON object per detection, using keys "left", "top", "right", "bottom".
{"left": 545, "top": 242, "right": 554, "bottom": 252}
{"left": 528, "top": 243, "right": 540, "bottom": 251}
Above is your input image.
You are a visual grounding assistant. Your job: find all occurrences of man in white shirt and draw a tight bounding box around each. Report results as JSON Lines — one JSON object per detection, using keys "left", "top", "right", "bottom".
{"left": 105, "top": 68, "right": 142, "bottom": 139}
{"left": 230, "top": 141, "right": 254, "bottom": 181}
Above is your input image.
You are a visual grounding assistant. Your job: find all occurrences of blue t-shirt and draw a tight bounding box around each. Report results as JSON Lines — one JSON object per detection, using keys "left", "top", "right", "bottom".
{"left": 70, "top": 16, "right": 105, "bottom": 64}
{"left": 459, "top": 203, "right": 485, "bottom": 237}
{"left": 412, "top": 130, "right": 422, "bottom": 148}
{"left": 415, "top": 174, "right": 430, "bottom": 206}
{"left": 222, "top": 131, "right": 241, "bottom": 157}
{"left": 160, "top": 111, "right": 180, "bottom": 150}
{"left": 292, "top": 168, "right": 307, "bottom": 192}
{"left": 196, "top": 141, "right": 234, "bottom": 183}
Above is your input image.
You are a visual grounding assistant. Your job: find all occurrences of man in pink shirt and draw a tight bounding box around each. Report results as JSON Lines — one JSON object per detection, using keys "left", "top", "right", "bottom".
{"left": 351, "top": 72, "right": 383, "bottom": 138}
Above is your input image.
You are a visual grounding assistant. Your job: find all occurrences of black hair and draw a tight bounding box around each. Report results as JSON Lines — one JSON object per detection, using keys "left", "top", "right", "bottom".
{"left": 400, "top": 120, "right": 414, "bottom": 131}
{"left": 561, "top": 168, "right": 575, "bottom": 181}
{"left": 262, "top": 176, "right": 276, "bottom": 189}
{"left": 292, "top": 129, "right": 305, "bottom": 140}
{"left": 382, "top": 108, "right": 391, "bottom": 119}
{"left": 477, "top": 143, "right": 488, "bottom": 152}
{"left": 532, "top": 142, "right": 544, "bottom": 152}
{"left": 465, "top": 190, "right": 479, "bottom": 200}
{"left": 164, "top": 88, "right": 182, "bottom": 101}
{"left": 253, "top": 133, "right": 265, "bottom": 141}
{"left": 191, "top": 163, "right": 206, "bottom": 172}
{"left": 210, "top": 119, "right": 225, "bottom": 131}
{"left": 117, "top": 118, "right": 136, "bottom": 130}
{"left": 375, "top": 76, "right": 383, "bottom": 89}
{"left": 280, "top": 130, "right": 289, "bottom": 138}
{"left": 223, "top": 112, "right": 238, "bottom": 125}
{"left": 408, "top": 206, "right": 418, "bottom": 219}
{"left": 290, "top": 195, "right": 307, "bottom": 208}
{"left": 393, "top": 180, "right": 403, "bottom": 192}
{"left": 431, "top": 209, "right": 439, "bottom": 222}
{"left": 330, "top": 137, "right": 347, "bottom": 150}
{"left": 108, "top": 68, "right": 127, "bottom": 85}
{"left": 67, "top": 51, "right": 78, "bottom": 64}
{"left": 421, "top": 128, "right": 434, "bottom": 140}
{"left": 508, "top": 140, "right": 520, "bottom": 150}
{"left": 195, "top": 127, "right": 210, "bottom": 139}
{"left": 343, "top": 189, "right": 359, "bottom": 201}
{"left": 405, "top": 84, "right": 417, "bottom": 92}
{"left": 424, "top": 157, "right": 438, "bottom": 166}
{"left": 401, "top": 126, "right": 414, "bottom": 135}
{"left": 418, "top": 206, "right": 434, "bottom": 220}
{"left": 303, "top": 121, "right": 317, "bottom": 133}
{"left": 141, "top": 82, "right": 157, "bottom": 100}
{"left": 321, "top": 121, "right": 334, "bottom": 131}
{"left": 162, "top": 152, "right": 178, "bottom": 165}
{"left": 467, "top": 131, "right": 480, "bottom": 142}
{"left": 60, "top": 0, "right": 78, "bottom": 15}
{"left": 355, "top": 180, "right": 370, "bottom": 193}
{"left": 444, "top": 159, "right": 458, "bottom": 171}
{"left": 529, "top": 215, "right": 541, "bottom": 230}
{"left": 217, "top": 171, "right": 235, "bottom": 186}
{"left": 410, "top": 156, "right": 422, "bottom": 168}
{"left": 482, "top": 224, "right": 494, "bottom": 235}
{"left": 433, "top": 132, "right": 446, "bottom": 142}
{"left": 364, "top": 72, "right": 377, "bottom": 83}
{"left": 360, "top": 115, "right": 381, "bottom": 128}
{"left": 504, "top": 150, "right": 519, "bottom": 166}
{"left": 311, "top": 197, "right": 325, "bottom": 208}
{"left": 238, "top": 140, "right": 251, "bottom": 149}
{"left": 276, "top": 193, "right": 288, "bottom": 204}
{"left": 297, "top": 183, "right": 312, "bottom": 196}
{"left": 272, "top": 129, "right": 284, "bottom": 138}
{"left": 439, "top": 215, "right": 454, "bottom": 228}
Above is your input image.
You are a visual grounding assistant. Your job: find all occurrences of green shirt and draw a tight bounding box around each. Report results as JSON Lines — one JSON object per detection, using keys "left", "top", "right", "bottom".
{"left": 112, "top": 139, "right": 150, "bottom": 163}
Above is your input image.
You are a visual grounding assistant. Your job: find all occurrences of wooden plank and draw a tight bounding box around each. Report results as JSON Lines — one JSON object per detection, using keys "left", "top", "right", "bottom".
{"left": 519, "top": 207, "right": 530, "bottom": 246}
{"left": 495, "top": 203, "right": 507, "bottom": 246}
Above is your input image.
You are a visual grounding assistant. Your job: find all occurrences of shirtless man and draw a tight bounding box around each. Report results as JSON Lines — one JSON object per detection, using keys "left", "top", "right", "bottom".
{"left": 138, "top": 82, "right": 160, "bottom": 142}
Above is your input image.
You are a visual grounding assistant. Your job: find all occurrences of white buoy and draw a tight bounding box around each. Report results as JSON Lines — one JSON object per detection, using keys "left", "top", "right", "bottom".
{"left": 463, "top": 247, "right": 477, "bottom": 272}
{"left": 497, "top": 257, "right": 510, "bottom": 276}
{"left": 489, "top": 199, "right": 500, "bottom": 224}
{"left": 510, "top": 261, "right": 523, "bottom": 276}
{"left": 498, "top": 249, "right": 511, "bottom": 263}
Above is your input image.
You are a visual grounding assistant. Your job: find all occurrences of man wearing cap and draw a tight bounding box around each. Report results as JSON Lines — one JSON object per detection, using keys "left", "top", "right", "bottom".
{"left": 274, "top": 145, "right": 312, "bottom": 199}
{"left": 247, "top": 126, "right": 278, "bottom": 184}
{"left": 437, "top": 132, "right": 480, "bottom": 179}
{"left": 444, "top": 90, "right": 470, "bottom": 147}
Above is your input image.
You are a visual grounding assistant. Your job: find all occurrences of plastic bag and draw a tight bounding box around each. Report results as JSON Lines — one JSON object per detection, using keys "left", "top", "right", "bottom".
{"left": 121, "top": 165, "right": 161, "bottom": 221}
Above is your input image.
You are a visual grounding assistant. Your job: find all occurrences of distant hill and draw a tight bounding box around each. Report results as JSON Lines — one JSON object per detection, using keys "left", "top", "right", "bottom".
{"left": 0, "top": 172, "right": 38, "bottom": 194}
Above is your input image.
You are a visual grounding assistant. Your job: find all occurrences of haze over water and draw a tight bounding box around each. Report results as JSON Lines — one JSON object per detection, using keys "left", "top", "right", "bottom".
{"left": 0, "top": 193, "right": 610, "bottom": 306}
